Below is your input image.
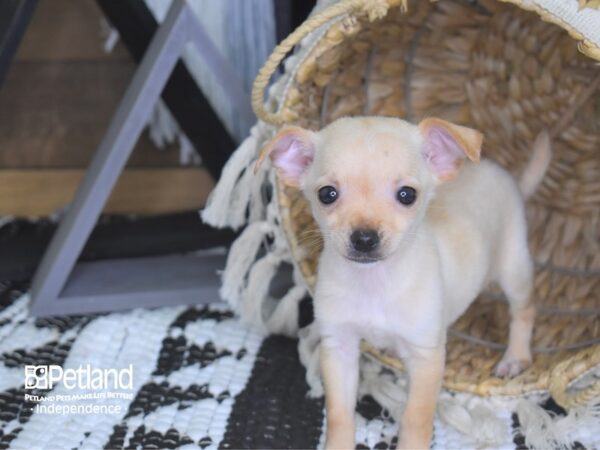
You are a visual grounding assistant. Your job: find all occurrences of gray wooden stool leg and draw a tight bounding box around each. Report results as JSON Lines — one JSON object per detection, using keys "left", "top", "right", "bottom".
{"left": 29, "top": 0, "right": 248, "bottom": 317}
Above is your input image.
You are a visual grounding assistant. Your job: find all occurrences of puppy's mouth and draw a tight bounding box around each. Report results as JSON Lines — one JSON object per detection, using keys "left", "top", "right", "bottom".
{"left": 344, "top": 253, "right": 383, "bottom": 264}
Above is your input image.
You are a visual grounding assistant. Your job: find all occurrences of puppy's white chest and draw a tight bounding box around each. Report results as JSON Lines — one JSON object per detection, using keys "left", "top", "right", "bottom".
{"left": 346, "top": 286, "right": 396, "bottom": 328}
{"left": 316, "top": 262, "right": 442, "bottom": 349}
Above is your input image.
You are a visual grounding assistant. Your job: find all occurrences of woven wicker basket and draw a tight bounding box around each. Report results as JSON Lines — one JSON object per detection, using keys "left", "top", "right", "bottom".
{"left": 252, "top": 0, "right": 600, "bottom": 408}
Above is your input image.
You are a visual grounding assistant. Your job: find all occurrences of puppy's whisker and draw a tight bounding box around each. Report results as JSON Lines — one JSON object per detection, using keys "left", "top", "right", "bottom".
{"left": 297, "top": 237, "right": 325, "bottom": 248}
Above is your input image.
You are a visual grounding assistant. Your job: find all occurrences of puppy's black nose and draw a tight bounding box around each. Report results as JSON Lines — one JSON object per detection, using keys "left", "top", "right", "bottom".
{"left": 350, "top": 229, "right": 379, "bottom": 253}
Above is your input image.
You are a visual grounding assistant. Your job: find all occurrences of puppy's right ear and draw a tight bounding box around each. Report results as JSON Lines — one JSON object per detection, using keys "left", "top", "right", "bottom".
{"left": 418, "top": 117, "right": 483, "bottom": 181}
{"left": 255, "top": 126, "right": 317, "bottom": 187}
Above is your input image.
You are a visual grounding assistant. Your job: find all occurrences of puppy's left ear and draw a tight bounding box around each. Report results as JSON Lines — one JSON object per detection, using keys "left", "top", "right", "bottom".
{"left": 255, "top": 126, "right": 317, "bottom": 187}
{"left": 418, "top": 117, "right": 483, "bottom": 181}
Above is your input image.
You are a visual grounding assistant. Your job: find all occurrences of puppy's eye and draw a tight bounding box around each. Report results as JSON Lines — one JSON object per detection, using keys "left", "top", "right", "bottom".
{"left": 318, "top": 186, "right": 338, "bottom": 205}
{"left": 396, "top": 186, "right": 417, "bottom": 205}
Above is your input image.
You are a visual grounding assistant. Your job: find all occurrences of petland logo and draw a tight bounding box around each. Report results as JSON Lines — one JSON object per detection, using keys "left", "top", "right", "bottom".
{"left": 24, "top": 364, "right": 133, "bottom": 390}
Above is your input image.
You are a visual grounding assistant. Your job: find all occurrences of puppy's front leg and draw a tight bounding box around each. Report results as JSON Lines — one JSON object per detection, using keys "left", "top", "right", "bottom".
{"left": 321, "top": 332, "right": 360, "bottom": 450}
{"left": 397, "top": 346, "right": 445, "bottom": 450}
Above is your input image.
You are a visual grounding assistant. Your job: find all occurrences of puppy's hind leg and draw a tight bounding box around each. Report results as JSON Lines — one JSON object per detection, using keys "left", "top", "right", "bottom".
{"left": 495, "top": 231, "right": 536, "bottom": 378}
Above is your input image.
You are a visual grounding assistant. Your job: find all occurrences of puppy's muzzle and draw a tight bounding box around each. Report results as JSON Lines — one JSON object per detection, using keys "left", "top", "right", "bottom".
{"left": 348, "top": 229, "right": 381, "bottom": 263}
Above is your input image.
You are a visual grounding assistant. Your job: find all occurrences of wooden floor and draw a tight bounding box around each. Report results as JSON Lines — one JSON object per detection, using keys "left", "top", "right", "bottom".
{"left": 0, "top": 0, "right": 214, "bottom": 216}
{"left": 1, "top": 168, "right": 214, "bottom": 216}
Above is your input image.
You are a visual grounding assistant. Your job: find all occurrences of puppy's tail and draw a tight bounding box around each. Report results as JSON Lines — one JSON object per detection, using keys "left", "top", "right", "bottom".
{"left": 518, "top": 130, "right": 552, "bottom": 200}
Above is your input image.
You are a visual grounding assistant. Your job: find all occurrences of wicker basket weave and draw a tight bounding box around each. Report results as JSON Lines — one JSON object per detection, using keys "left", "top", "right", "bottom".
{"left": 252, "top": 0, "right": 600, "bottom": 408}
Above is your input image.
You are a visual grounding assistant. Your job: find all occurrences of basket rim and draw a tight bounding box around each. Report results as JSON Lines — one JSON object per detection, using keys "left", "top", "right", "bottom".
{"left": 501, "top": 0, "right": 600, "bottom": 61}
{"left": 252, "top": 0, "right": 600, "bottom": 126}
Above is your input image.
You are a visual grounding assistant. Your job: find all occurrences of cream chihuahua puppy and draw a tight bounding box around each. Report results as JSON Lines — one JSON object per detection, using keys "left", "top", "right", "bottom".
{"left": 257, "top": 116, "right": 550, "bottom": 449}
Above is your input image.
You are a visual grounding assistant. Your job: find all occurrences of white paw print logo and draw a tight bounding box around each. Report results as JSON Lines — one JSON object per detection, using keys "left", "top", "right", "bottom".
{"left": 24, "top": 366, "right": 48, "bottom": 389}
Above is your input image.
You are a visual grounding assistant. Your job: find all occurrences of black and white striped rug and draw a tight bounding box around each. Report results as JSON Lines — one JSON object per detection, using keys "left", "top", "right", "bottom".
{"left": 0, "top": 281, "right": 591, "bottom": 449}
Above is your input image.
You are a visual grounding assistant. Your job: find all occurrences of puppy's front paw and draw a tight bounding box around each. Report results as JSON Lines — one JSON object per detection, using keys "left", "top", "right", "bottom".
{"left": 325, "top": 436, "right": 354, "bottom": 450}
{"left": 494, "top": 355, "right": 531, "bottom": 378}
{"left": 325, "top": 424, "right": 355, "bottom": 450}
{"left": 397, "top": 433, "right": 431, "bottom": 450}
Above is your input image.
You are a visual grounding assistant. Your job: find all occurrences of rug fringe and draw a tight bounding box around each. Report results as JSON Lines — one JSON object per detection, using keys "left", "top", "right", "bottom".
{"left": 516, "top": 399, "right": 600, "bottom": 450}
{"left": 218, "top": 221, "right": 274, "bottom": 309}
{"left": 201, "top": 123, "right": 274, "bottom": 230}
{"left": 266, "top": 285, "right": 306, "bottom": 337}
{"left": 203, "top": 122, "right": 304, "bottom": 338}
